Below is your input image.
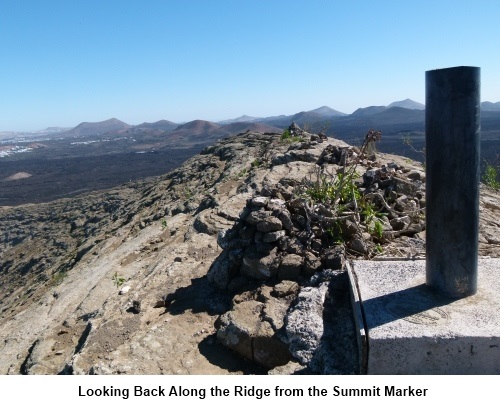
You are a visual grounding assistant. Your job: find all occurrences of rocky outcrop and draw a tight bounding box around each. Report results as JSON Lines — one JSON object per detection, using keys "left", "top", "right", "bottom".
{"left": 0, "top": 125, "right": 499, "bottom": 375}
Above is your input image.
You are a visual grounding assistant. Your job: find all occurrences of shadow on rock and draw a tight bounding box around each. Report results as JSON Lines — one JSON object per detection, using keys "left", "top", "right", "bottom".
{"left": 310, "top": 271, "right": 360, "bottom": 374}
{"left": 166, "top": 276, "right": 233, "bottom": 316}
{"left": 197, "top": 333, "right": 267, "bottom": 375}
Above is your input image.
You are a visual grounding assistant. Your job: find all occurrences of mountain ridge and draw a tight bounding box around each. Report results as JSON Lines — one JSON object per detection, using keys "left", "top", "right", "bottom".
{"left": 1, "top": 126, "right": 499, "bottom": 375}
{"left": 58, "top": 118, "right": 132, "bottom": 138}
{"left": 11, "top": 98, "right": 500, "bottom": 137}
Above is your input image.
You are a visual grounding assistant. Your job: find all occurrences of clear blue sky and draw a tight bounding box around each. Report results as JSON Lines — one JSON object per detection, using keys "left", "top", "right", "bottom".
{"left": 1, "top": 0, "right": 499, "bottom": 131}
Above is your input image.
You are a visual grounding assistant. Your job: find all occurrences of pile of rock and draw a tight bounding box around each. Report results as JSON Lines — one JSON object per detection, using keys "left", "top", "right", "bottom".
{"left": 207, "top": 195, "right": 345, "bottom": 291}
{"left": 208, "top": 169, "right": 426, "bottom": 292}
{"left": 208, "top": 125, "right": 429, "bottom": 371}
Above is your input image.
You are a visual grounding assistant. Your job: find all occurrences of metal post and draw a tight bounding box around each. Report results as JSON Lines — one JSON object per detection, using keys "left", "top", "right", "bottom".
{"left": 425, "top": 66, "right": 481, "bottom": 298}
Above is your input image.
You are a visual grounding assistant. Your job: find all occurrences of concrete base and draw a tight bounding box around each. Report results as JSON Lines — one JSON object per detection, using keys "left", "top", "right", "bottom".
{"left": 348, "top": 258, "right": 500, "bottom": 374}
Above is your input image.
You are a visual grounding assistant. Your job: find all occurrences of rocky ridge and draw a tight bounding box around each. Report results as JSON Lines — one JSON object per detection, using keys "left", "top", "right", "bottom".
{"left": 1, "top": 124, "right": 499, "bottom": 374}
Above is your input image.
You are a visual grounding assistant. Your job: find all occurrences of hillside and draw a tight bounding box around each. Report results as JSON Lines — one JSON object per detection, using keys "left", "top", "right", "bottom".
{"left": 59, "top": 118, "right": 132, "bottom": 137}
{"left": 135, "top": 120, "right": 179, "bottom": 131}
{"left": 1, "top": 126, "right": 499, "bottom": 375}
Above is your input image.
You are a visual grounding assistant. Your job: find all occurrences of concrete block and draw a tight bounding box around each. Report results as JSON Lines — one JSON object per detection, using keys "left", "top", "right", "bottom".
{"left": 348, "top": 258, "right": 500, "bottom": 374}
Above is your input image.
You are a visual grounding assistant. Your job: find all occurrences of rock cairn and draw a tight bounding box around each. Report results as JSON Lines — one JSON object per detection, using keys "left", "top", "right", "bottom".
{"left": 208, "top": 123, "right": 428, "bottom": 371}
{"left": 209, "top": 125, "right": 427, "bottom": 291}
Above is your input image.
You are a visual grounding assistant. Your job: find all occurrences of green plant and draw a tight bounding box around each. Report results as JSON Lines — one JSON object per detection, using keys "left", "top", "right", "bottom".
{"left": 51, "top": 270, "right": 67, "bottom": 286}
{"left": 302, "top": 129, "right": 385, "bottom": 256}
{"left": 161, "top": 218, "right": 168, "bottom": 229}
{"left": 483, "top": 162, "right": 500, "bottom": 190}
{"left": 325, "top": 219, "right": 345, "bottom": 245}
{"left": 359, "top": 197, "right": 385, "bottom": 239}
{"left": 251, "top": 159, "right": 262, "bottom": 168}
{"left": 280, "top": 129, "right": 301, "bottom": 144}
{"left": 373, "top": 218, "right": 384, "bottom": 239}
{"left": 183, "top": 187, "right": 193, "bottom": 199}
{"left": 234, "top": 168, "right": 248, "bottom": 179}
{"left": 112, "top": 272, "right": 126, "bottom": 289}
{"left": 305, "top": 167, "right": 360, "bottom": 207}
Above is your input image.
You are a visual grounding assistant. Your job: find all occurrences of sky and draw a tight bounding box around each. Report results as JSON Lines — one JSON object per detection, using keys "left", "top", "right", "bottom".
{"left": 1, "top": 0, "right": 500, "bottom": 131}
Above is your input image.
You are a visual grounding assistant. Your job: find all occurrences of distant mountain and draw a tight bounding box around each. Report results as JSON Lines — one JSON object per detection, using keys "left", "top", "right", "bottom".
{"left": 308, "top": 106, "right": 347, "bottom": 117}
{"left": 481, "top": 101, "right": 500, "bottom": 111}
{"left": 221, "top": 122, "right": 281, "bottom": 134}
{"left": 291, "top": 111, "right": 324, "bottom": 122}
{"left": 159, "top": 119, "right": 282, "bottom": 148}
{"left": 351, "top": 106, "right": 387, "bottom": 117}
{"left": 61, "top": 118, "right": 131, "bottom": 137}
{"left": 219, "top": 107, "right": 345, "bottom": 126}
{"left": 171, "top": 119, "right": 281, "bottom": 138}
{"left": 44, "top": 127, "right": 70, "bottom": 132}
{"left": 0, "top": 127, "right": 72, "bottom": 140}
{"left": 135, "top": 120, "right": 178, "bottom": 131}
{"left": 218, "top": 115, "right": 261, "bottom": 125}
{"left": 370, "top": 106, "right": 425, "bottom": 124}
{"left": 173, "top": 120, "right": 222, "bottom": 134}
{"left": 388, "top": 99, "right": 425, "bottom": 110}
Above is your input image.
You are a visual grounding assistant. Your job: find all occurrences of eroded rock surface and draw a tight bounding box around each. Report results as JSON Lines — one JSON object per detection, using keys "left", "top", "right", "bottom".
{"left": 1, "top": 126, "right": 499, "bottom": 375}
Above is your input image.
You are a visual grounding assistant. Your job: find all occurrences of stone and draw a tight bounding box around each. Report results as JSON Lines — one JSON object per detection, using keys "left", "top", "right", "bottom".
{"left": 338, "top": 218, "right": 358, "bottom": 238}
{"left": 407, "top": 170, "right": 424, "bottom": 181}
{"left": 348, "top": 235, "right": 369, "bottom": 255}
{"left": 240, "top": 246, "right": 279, "bottom": 280}
{"left": 194, "top": 209, "right": 236, "bottom": 235}
{"left": 285, "top": 283, "right": 329, "bottom": 365}
{"left": 310, "top": 238, "right": 322, "bottom": 253}
{"left": 130, "top": 300, "right": 141, "bottom": 314}
{"left": 216, "top": 299, "right": 291, "bottom": 369}
{"left": 390, "top": 215, "right": 411, "bottom": 231}
{"left": 390, "top": 177, "right": 419, "bottom": 196}
{"left": 363, "top": 169, "right": 380, "bottom": 187}
{"left": 303, "top": 251, "right": 322, "bottom": 276}
{"left": 245, "top": 210, "right": 270, "bottom": 225}
{"left": 254, "top": 231, "right": 264, "bottom": 243}
{"left": 278, "top": 254, "right": 303, "bottom": 280}
{"left": 251, "top": 196, "right": 269, "bottom": 207}
{"left": 253, "top": 329, "right": 291, "bottom": 369}
{"left": 394, "top": 195, "right": 409, "bottom": 212}
{"left": 227, "top": 275, "right": 249, "bottom": 293}
{"left": 207, "top": 249, "right": 241, "bottom": 290}
{"left": 267, "top": 198, "right": 286, "bottom": 213}
{"left": 239, "top": 225, "right": 255, "bottom": 240}
{"left": 256, "top": 217, "right": 282, "bottom": 233}
{"left": 273, "top": 280, "right": 300, "bottom": 298}
{"left": 322, "top": 246, "right": 345, "bottom": 270}
{"left": 216, "top": 300, "right": 262, "bottom": 361}
{"left": 288, "top": 148, "right": 323, "bottom": 163}
{"left": 263, "top": 230, "right": 286, "bottom": 243}
{"left": 259, "top": 290, "right": 292, "bottom": 331}
{"left": 119, "top": 285, "right": 131, "bottom": 295}
{"left": 288, "top": 121, "right": 303, "bottom": 137}
{"left": 278, "top": 210, "right": 294, "bottom": 231}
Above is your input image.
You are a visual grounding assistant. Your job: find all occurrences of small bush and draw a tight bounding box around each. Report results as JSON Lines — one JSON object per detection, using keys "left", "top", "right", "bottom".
{"left": 251, "top": 159, "right": 262, "bottom": 168}
{"left": 483, "top": 163, "right": 500, "bottom": 190}
{"left": 112, "top": 272, "right": 126, "bottom": 289}
{"left": 280, "top": 129, "right": 301, "bottom": 144}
